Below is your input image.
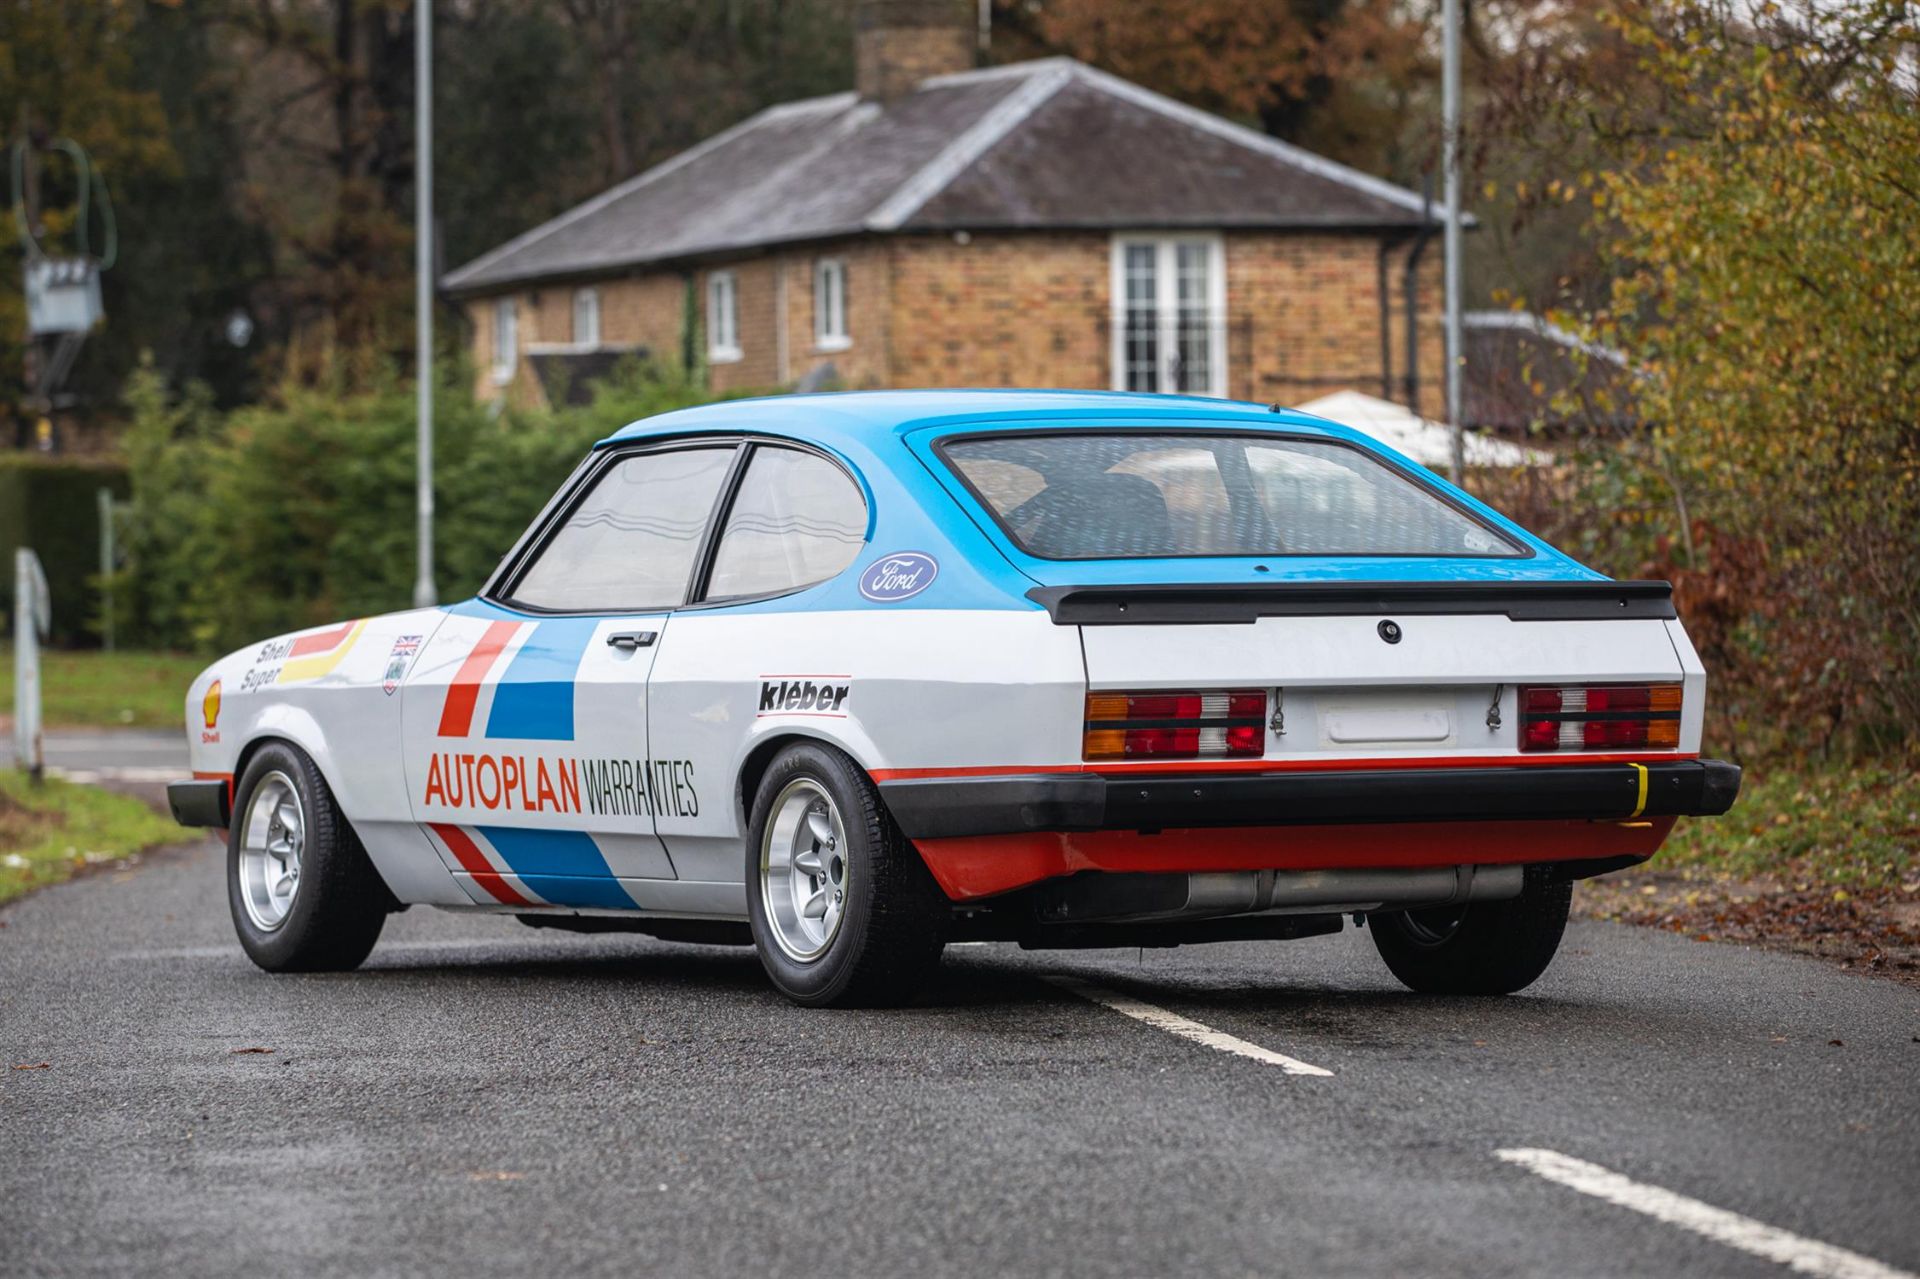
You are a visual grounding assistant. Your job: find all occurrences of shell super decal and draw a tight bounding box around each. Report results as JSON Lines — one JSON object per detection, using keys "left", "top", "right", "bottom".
{"left": 238, "top": 618, "right": 367, "bottom": 692}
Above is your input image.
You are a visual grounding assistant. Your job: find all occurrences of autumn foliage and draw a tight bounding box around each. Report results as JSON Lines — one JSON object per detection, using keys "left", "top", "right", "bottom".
{"left": 1516, "top": 0, "right": 1920, "bottom": 759}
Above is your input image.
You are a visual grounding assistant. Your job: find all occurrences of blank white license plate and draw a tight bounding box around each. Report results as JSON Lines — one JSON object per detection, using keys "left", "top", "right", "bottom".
{"left": 1322, "top": 705, "right": 1453, "bottom": 744}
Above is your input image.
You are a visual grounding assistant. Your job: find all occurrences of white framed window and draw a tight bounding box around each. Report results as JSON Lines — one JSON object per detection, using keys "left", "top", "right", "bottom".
{"left": 491, "top": 297, "right": 518, "bottom": 384}
{"left": 813, "top": 258, "right": 850, "bottom": 351}
{"left": 572, "top": 287, "right": 601, "bottom": 347}
{"left": 1109, "top": 234, "right": 1227, "bottom": 397}
{"left": 707, "top": 270, "right": 740, "bottom": 363}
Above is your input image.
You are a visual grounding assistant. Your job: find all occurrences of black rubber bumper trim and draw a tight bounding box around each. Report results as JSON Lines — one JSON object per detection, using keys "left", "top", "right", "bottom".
{"left": 880, "top": 759, "right": 1741, "bottom": 840}
{"left": 167, "top": 779, "right": 231, "bottom": 828}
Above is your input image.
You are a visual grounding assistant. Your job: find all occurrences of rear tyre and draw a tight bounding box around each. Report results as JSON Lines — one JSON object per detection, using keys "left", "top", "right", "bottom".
{"left": 1369, "top": 865, "right": 1572, "bottom": 995}
{"left": 745, "top": 742, "right": 948, "bottom": 1007}
{"left": 227, "top": 742, "right": 389, "bottom": 973}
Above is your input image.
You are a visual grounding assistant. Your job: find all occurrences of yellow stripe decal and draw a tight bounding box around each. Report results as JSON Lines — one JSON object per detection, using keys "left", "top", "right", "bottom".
{"left": 1628, "top": 763, "right": 1649, "bottom": 818}
{"left": 277, "top": 619, "right": 368, "bottom": 684}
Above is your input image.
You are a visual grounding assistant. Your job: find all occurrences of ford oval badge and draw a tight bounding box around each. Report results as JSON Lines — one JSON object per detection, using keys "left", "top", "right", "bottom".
{"left": 859, "top": 551, "right": 938, "bottom": 603}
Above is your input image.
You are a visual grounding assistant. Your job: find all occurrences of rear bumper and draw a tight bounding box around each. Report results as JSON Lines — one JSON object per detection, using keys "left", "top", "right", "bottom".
{"left": 879, "top": 759, "right": 1741, "bottom": 841}
{"left": 167, "top": 779, "right": 231, "bottom": 828}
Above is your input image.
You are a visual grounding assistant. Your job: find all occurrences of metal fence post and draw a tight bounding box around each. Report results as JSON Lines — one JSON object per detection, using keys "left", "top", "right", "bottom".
{"left": 13, "top": 549, "right": 51, "bottom": 783}
{"left": 97, "top": 486, "right": 115, "bottom": 652}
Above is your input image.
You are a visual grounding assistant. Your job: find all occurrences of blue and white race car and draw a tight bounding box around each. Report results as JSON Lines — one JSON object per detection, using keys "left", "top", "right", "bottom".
{"left": 169, "top": 391, "right": 1739, "bottom": 1006}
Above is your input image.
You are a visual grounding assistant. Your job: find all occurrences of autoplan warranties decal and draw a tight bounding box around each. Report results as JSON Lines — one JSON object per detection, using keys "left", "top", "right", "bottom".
{"left": 427, "top": 618, "right": 698, "bottom": 820}
{"left": 421, "top": 751, "right": 697, "bottom": 819}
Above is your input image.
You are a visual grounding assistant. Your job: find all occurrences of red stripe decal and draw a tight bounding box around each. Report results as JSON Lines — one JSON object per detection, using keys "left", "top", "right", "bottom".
{"left": 430, "top": 822, "right": 531, "bottom": 906}
{"left": 437, "top": 620, "right": 521, "bottom": 737}
{"left": 870, "top": 751, "right": 1698, "bottom": 782}
{"left": 286, "top": 619, "right": 360, "bottom": 658}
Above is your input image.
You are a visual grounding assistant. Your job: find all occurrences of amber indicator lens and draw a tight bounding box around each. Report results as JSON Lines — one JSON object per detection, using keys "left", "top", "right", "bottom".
{"left": 1084, "top": 689, "right": 1266, "bottom": 761}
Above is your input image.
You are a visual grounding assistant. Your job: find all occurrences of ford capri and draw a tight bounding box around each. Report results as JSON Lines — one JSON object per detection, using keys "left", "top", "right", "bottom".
{"left": 169, "top": 390, "right": 1739, "bottom": 1006}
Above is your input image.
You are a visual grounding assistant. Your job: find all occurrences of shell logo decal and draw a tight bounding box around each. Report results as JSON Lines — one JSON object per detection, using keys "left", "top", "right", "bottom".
{"left": 203, "top": 679, "right": 223, "bottom": 729}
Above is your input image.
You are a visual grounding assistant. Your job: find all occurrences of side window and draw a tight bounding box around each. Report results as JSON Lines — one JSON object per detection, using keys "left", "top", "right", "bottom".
{"left": 707, "top": 271, "right": 740, "bottom": 362}
{"left": 572, "top": 287, "right": 600, "bottom": 346}
{"left": 813, "top": 258, "right": 849, "bottom": 350}
{"left": 508, "top": 447, "right": 733, "bottom": 612}
{"left": 705, "top": 447, "right": 866, "bottom": 600}
{"left": 491, "top": 297, "right": 517, "bottom": 383}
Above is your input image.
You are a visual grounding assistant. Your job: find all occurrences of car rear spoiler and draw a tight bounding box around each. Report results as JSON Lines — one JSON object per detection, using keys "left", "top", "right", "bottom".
{"left": 1025, "top": 580, "right": 1677, "bottom": 626}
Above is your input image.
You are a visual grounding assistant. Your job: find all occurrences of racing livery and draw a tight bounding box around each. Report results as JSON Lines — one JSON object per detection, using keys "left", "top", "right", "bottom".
{"left": 170, "top": 390, "right": 1740, "bottom": 1006}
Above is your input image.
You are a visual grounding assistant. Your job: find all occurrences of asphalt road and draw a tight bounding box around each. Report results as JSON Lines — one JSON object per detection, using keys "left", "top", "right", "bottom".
{"left": 0, "top": 728, "right": 188, "bottom": 786}
{"left": 3, "top": 831, "right": 1917, "bottom": 1278}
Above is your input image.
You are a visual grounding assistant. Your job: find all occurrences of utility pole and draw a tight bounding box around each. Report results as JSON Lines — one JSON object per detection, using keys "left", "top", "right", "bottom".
{"left": 412, "top": 0, "right": 438, "bottom": 609}
{"left": 1442, "top": 0, "right": 1466, "bottom": 483}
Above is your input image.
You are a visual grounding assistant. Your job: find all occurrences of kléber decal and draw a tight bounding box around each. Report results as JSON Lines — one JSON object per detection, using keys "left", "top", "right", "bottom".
{"left": 759, "top": 677, "right": 851, "bottom": 717}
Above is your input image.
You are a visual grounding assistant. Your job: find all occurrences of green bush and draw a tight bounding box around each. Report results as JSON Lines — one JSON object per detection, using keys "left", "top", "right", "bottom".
{"left": 120, "top": 359, "right": 730, "bottom": 653}
{"left": 0, "top": 455, "right": 129, "bottom": 647}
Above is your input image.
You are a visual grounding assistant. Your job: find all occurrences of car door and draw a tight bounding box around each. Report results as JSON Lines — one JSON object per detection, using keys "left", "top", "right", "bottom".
{"left": 401, "top": 442, "right": 739, "bottom": 912}
{"left": 644, "top": 442, "right": 870, "bottom": 890}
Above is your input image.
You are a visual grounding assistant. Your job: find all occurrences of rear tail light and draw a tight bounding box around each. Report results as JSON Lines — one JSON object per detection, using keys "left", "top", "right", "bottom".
{"left": 1084, "top": 689, "right": 1266, "bottom": 761}
{"left": 1519, "top": 684, "right": 1682, "bottom": 752}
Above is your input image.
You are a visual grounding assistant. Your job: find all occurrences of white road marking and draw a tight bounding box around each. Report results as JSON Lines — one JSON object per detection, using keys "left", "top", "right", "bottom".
{"left": 1497, "top": 1148, "right": 1917, "bottom": 1279}
{"left": 1044, "top": 975, "right": 1333, "bottom": 1076}
{"left": 51, "top": 767, "right": 188, "bottom": 784}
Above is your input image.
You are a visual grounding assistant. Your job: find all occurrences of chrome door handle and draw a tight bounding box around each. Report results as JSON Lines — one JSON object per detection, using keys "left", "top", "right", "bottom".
{"left": 606, "top": 630, "right": 658, "bottom": 651}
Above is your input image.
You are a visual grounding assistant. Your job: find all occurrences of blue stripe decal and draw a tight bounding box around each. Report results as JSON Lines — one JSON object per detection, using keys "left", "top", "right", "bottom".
{"left": 484, "top": 618, "right": 597, "bottom": 741}
{"left": 477, "top": 826, "right": 636, "bottom": 910}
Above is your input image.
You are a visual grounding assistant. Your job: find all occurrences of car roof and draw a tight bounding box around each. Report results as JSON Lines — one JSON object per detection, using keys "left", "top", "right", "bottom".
{"left": 597, "top": 389, "right": 1348, "bottom": 453}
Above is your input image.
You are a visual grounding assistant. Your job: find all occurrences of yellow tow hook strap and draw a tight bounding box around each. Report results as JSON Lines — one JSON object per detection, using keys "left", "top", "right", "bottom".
{"left": 1628, "top": 763, "right": 1649, "bottom": 818}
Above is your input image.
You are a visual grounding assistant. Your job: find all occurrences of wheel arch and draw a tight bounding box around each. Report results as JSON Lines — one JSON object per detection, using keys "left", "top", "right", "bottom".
{"left": 736, "top": 728, "right": 881, "bottom": 827}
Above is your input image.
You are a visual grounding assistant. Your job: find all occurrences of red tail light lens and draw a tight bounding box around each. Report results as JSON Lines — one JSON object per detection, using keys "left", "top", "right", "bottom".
{"left": 1084, "top": 690, "right": 1266, "bottom": 761}
{"left": 1518, "top": 684, "right": 1682, "bottom": 752}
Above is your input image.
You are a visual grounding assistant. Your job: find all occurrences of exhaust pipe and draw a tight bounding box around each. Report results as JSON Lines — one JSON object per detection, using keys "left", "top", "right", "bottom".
{"left": 1036, "top": 864, "right": 1525, "bottom": 925}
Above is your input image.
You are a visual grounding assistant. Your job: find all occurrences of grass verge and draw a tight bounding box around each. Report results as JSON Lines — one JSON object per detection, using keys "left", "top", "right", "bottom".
{"left": 1581, "top": 761, "right": 1920, "bottom": 984}
{"left": 0, "top": 770, "right": 189, "bottom": 905}
{"left": 0, "top": 647, "right": 203, "bottom": 729}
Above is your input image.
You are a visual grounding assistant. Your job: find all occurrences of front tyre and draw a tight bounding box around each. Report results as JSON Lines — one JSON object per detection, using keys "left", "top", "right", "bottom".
{"left": 1369, "top": 865, "right": 1572, "bottom": 995}
{"left": 745, "top": 742, "right": 947, "bottom": 1007}
{"left": 228, "top": 742, "right": 389, "bottom": 972}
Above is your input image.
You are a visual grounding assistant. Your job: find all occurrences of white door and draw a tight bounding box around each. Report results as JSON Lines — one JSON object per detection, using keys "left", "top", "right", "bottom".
{"left": 401, "top": 443, "right": 738, "bottom": 911}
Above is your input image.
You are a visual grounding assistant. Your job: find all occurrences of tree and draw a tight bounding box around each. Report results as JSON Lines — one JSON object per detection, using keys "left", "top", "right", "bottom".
{"left": 994, "top": 0, "right": 1431, "bottom": 178}
{"left": 1552, "top": 0, "right": 1920, "bottom": 751}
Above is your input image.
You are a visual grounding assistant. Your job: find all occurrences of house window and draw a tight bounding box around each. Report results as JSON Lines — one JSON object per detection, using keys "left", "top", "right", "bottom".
{"left": 492, "top": 297, "right": 518, "bottom": 384}
{"left": 814, "top": 258, "right": 849, "bottom": 351}
{"left": 572, "top": 287, "right": 600, "bottom": 347}
{"left": 707, "top": 271, "right": 740, "bottom": 363}
{"left": 1110, "top": 236, "right": 1226, "bottom": 397}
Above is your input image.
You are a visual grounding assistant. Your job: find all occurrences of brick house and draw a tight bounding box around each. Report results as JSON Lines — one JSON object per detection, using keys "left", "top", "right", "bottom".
{"left": 445, "top": 0, "right": 1449, "bottom": 416}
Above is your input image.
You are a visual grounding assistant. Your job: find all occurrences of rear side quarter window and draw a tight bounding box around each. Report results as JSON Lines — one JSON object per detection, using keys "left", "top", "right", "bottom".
{"left": 704, "top": 446, "right": 867, "bottom": 601}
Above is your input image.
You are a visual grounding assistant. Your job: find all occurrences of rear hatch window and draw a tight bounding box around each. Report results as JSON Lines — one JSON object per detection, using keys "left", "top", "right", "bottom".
{"left": 940, "top": 432, "right": 1522, "bottom": 560}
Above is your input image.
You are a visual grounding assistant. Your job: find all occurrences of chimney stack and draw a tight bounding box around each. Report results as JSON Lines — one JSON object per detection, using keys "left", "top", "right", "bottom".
{"left": 855, "top": 0, "right": 976, "bottom": 101}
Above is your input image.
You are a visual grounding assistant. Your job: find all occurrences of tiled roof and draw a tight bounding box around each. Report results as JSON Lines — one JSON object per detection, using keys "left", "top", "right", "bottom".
{"left": 445, "top": 58, "right": 1436, "bottom": 295}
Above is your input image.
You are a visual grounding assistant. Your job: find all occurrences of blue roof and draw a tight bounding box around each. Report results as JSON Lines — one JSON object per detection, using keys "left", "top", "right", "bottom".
{"left": 598, "top": 388, "right": 1336, "bottom": 452}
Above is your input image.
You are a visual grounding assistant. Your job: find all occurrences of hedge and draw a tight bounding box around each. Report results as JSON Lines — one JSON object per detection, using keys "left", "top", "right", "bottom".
{"left": 0, "top": 455, "right": 129, "bottom": 647}
{"left": 119, "top": 360, "right": 728, "bottom": 654}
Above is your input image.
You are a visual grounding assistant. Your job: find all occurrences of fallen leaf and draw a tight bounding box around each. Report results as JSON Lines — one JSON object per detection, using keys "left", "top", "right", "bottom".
{"left": 1829, "top": 1039, "right": 1844, "bottom": 1047}
{"left": 229, "top": 1047, "right": 275, "bottom": 1055}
